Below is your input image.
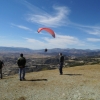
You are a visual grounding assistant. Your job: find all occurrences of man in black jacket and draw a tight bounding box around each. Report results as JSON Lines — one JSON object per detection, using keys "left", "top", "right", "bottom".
{"left": 0, "top": 60, "right": 4, "bottom": 79}
{"left": 17, "top": 53, "right": 26, "bottom": 81}
{"left": 59, "top": 53, "right": 64, "bottom": 75}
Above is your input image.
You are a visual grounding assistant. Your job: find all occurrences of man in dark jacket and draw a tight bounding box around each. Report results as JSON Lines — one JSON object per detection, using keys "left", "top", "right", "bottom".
{"left": 0, "top": 60, "right": 4, "bottom": 79}
{"left": 17, "top": 53, "right": 26, "bottom": 81}
{"left": 59, "top": 53, "right": 64, "bottom": 75}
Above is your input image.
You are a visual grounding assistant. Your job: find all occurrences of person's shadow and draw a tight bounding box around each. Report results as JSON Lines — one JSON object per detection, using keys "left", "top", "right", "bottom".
{"left": 63, "top": 74, "right": 82, "bottom": 76}
{"left": 24, "top": 79, "right": 48, "bottom": 81}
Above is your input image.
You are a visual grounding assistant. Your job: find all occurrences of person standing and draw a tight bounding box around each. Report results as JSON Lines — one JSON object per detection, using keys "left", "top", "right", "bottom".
{"left": 59, "top": 53, "right": 64, "bottom": 75}
{"left": 0, "top": 60, "right": 4, "bottom": 79}
{"left": 17, "top": 53, "right": 26, "bottom": 81}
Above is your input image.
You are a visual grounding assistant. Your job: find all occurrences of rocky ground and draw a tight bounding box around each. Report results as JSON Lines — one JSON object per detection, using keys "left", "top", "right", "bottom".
{"left": 0, "top": 64, "right": 100, "bottom": 100}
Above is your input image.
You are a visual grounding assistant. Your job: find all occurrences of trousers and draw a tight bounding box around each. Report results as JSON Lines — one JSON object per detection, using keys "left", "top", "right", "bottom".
{"left": 59, "top": 63, "right": 63, "bottom": 74}
{"left": 0, "top": 69, "right": 2, "bottom": 79}
{"left": 19, "top": 68, "right": 25, "bottom": 80}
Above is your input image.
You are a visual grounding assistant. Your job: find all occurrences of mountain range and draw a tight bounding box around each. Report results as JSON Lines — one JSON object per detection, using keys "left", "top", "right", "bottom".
{"left": 0, "top": 46, "right": 100, "bottom": 57}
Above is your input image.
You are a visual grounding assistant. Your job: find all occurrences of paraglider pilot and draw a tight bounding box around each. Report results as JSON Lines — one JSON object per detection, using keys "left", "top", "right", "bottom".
{"left": 45, "top": 48, "right": 48, "bottom": 52}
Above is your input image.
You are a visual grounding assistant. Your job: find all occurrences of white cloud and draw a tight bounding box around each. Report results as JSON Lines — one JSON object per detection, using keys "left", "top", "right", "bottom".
{"left": 24, "top": 34, "right": 84, "bottom": 49}
{"left": 71, "top": 23, "right": 100, "bottom": 30}
{"left": 87, "top": 38, "right": 100, "bottom": 42}
{"left": 27, "top": 6, "right": 70, "bottom": 27}
{"left": 22, "top": 0, "right": 70, "bottom": 27}
{"left": 72, "top": 23, "right": 100, "bottom": 36}
{"left": 21, "top": 0, "right": 100, "bottom": 36}
{"left": 85, "top": 29, "right": 100, "bottom": 36}
{"left": 11, "top": 23, "right": 32, "bottom": 31}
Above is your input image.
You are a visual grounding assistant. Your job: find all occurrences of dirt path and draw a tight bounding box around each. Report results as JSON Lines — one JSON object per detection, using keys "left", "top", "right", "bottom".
{"left": 0, "top": 64, "right": 100, "bottom": 100}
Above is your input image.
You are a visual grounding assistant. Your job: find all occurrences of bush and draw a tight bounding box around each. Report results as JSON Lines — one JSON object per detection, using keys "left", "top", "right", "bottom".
{"left": 68, "top": 62, "right": 85, "bottom": 67}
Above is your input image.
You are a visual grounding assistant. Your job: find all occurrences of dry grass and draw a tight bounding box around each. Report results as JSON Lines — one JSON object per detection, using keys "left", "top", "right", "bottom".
{"left": 0, "top": 64, "right": 100, "bottom": 100}
{"left": 14, "top": 97, "right": 26, "bottom": 100}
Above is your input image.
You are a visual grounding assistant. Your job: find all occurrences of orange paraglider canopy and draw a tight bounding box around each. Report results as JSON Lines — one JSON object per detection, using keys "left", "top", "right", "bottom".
{"left": 37, "top": 27, "right": 55, "bottom": 38}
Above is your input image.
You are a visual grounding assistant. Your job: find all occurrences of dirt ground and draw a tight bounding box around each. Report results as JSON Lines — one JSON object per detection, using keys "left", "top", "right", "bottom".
{"left": 0, "top": 64, "right": 100, "bottom": 100}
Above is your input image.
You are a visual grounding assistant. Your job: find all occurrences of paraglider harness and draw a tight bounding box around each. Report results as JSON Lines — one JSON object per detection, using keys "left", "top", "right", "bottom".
{"left": 45, "top": 48, "right": 48, "bottom": 52}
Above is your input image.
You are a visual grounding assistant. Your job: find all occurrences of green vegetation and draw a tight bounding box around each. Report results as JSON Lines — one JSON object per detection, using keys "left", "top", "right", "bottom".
{"left": 64, "top": 56, "right": 100, "bottom": 67}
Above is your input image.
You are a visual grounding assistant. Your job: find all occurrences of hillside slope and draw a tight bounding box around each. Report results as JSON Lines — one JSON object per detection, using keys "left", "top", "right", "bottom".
{"left": 0, "top": 65, "right": 100, "bottom": 100}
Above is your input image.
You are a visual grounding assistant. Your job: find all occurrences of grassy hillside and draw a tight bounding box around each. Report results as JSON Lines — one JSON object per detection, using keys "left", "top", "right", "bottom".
{"left": 0, "top": 64, "right": 100, "bottom": 100}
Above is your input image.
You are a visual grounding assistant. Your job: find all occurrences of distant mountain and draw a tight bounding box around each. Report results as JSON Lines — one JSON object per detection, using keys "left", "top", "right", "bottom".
{"left": 0, "top": 47, "right": 33, "bottom": 53}
{"left": 0, "top": 46, "right": 100, "bottom": 57}
{"left": 46, "top": 48, "right": 100, "bottom": 57}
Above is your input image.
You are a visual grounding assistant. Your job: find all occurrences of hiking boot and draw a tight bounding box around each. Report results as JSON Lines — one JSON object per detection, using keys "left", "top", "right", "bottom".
{"left": 20, "top": 79, "right": 22, "bottom": 81}
{"left": 23, "top": 78, "right": 26, "bottom": 80}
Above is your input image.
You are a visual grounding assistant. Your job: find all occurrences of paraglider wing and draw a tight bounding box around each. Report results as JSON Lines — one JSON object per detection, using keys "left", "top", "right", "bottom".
{"left": 37, "top": 28, "right": 55, "bottom": 38}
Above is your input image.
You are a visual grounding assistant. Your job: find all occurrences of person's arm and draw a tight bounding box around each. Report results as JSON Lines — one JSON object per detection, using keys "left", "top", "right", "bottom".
{"left": 17, "top": 59, "right": 20, "bottom": 66}
{"left": 1, "top": 62, "right": 4, "bottom": 68}
{"left": 24, "top": 58, "right": 26, "bottom": 65}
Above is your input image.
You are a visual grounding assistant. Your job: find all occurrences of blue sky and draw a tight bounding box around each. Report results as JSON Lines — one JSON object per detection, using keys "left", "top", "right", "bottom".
{"left": 0, "top": 0, "right": 100, "bottom": 50}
